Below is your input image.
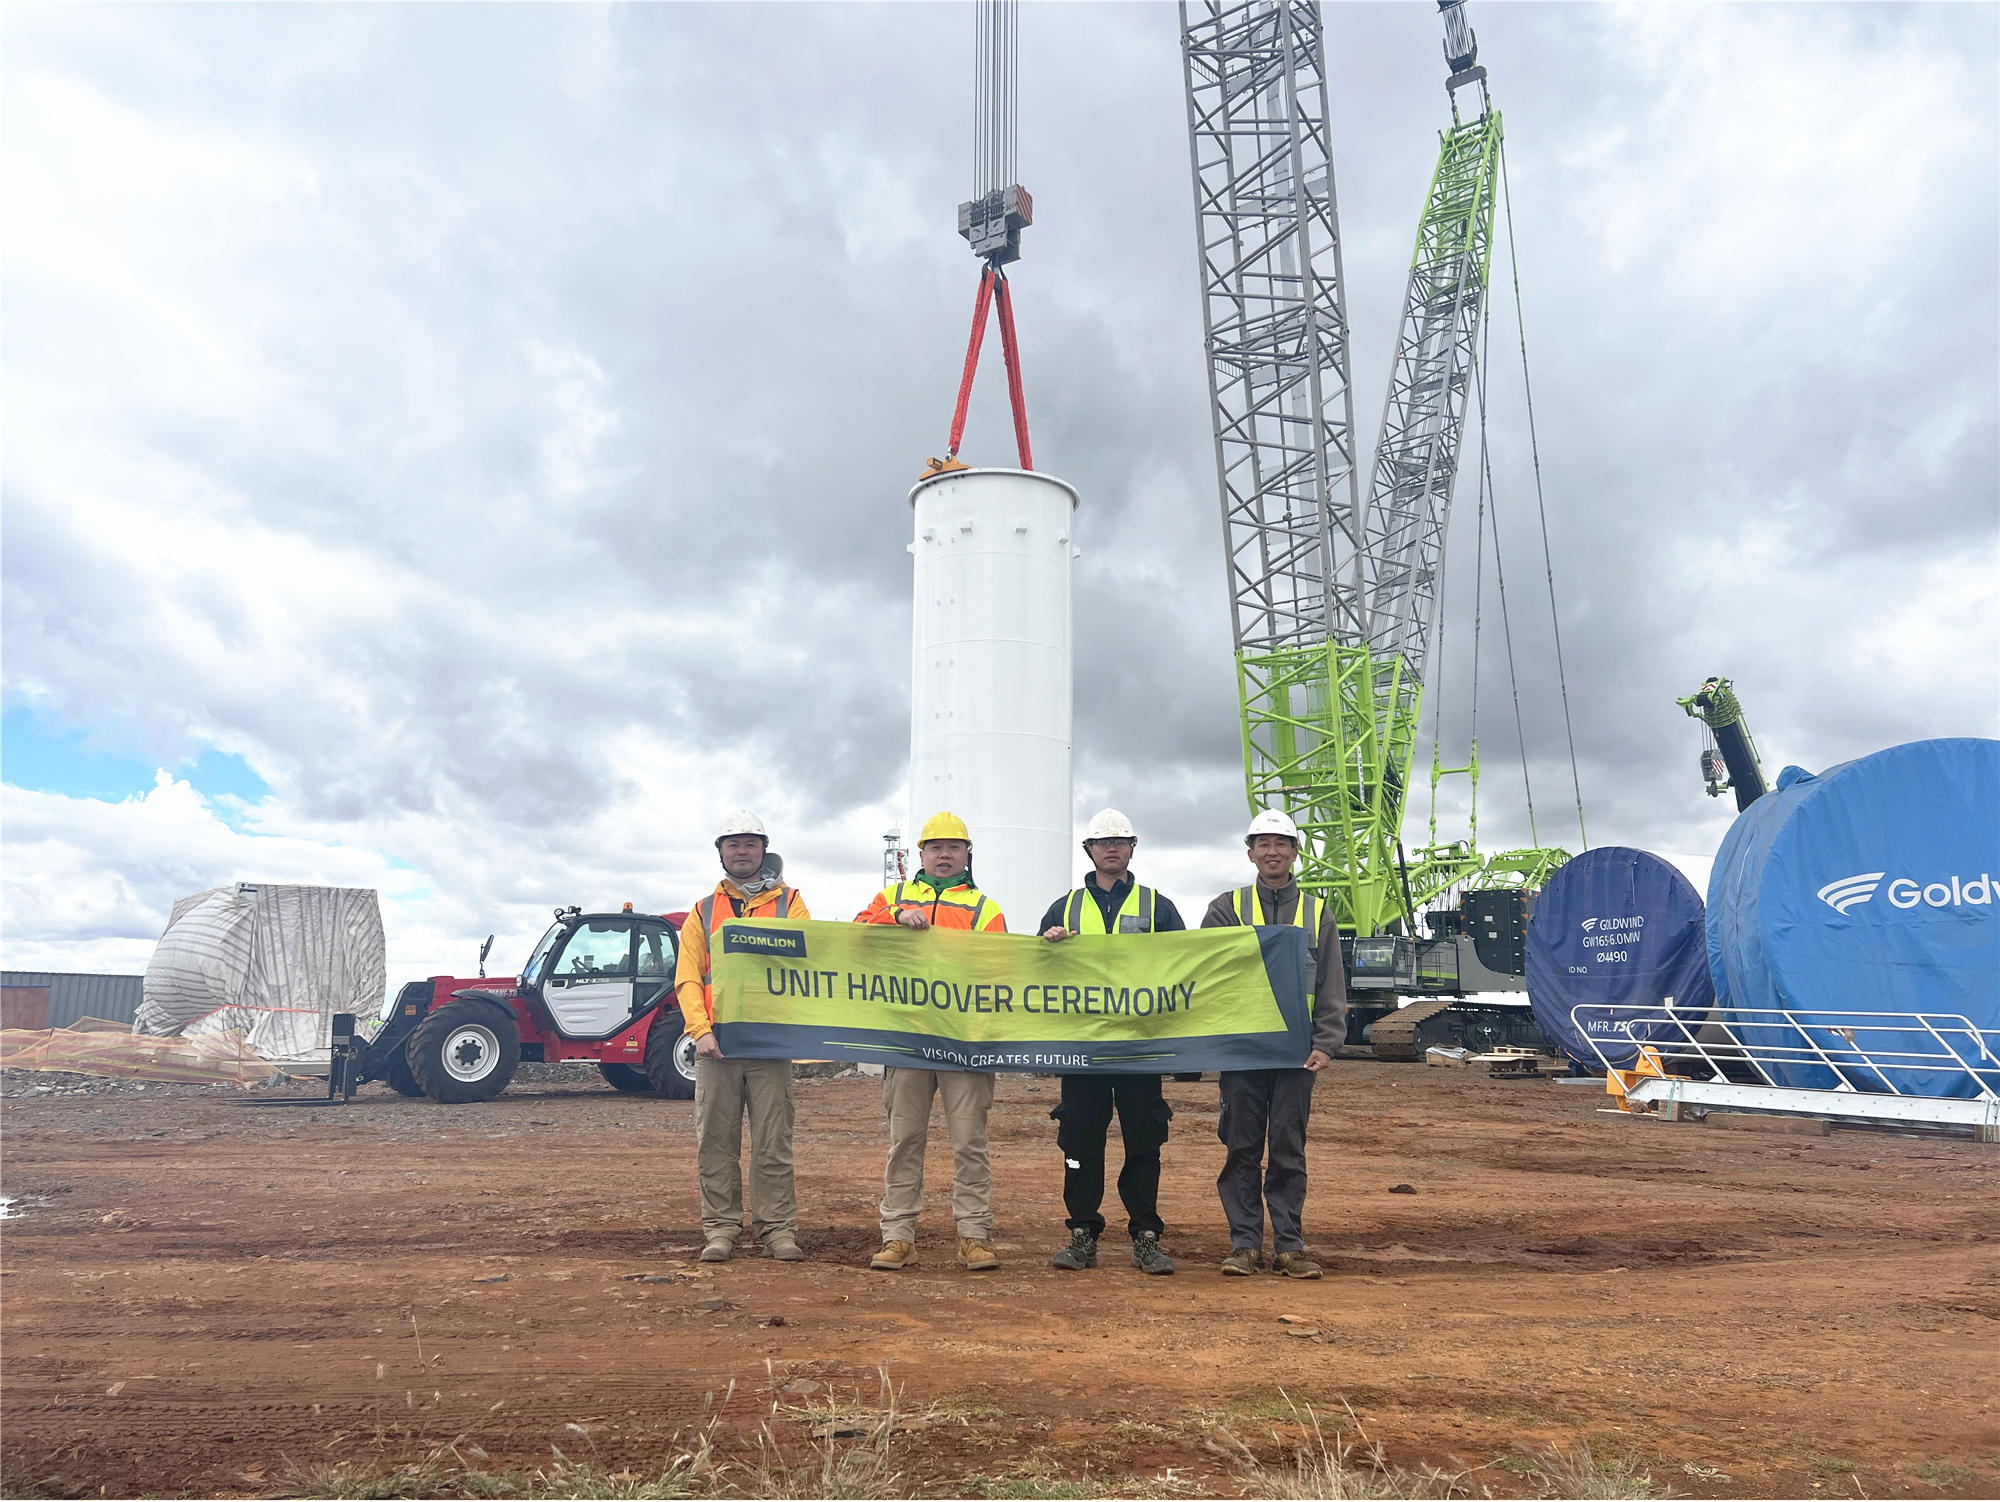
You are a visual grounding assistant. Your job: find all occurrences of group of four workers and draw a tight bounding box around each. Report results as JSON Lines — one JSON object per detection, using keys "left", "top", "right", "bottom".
{"left": 672, "top": 805, "right": 1349, "bottom": 1278}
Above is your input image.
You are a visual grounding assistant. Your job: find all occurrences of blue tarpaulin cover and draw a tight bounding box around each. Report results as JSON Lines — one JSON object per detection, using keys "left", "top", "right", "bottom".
{"left": 1707, "top": 738, "right": 2000, "bottom": 1098}
{"left": 1525, "top": 846, "right": 1713, "bottom": 1068}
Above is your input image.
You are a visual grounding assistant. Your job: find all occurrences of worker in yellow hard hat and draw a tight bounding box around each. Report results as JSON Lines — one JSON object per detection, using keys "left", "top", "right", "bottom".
{"left": 1198, "top": 807, "right": 1348, "bottom": 1280}
{"left": 854, "top": 812, "right": 1005, "bottom": 932}
{"left": 854, "top": 811, "right": 1007, "bottom": 1273}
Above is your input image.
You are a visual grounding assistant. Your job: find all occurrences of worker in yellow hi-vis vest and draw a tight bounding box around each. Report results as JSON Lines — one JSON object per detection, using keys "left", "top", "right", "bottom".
{"left": 854, "top": 811, "right": 1007, "bottom": 1274}
{"left": 1036, "top": 808, "right": 1187, "bottom": 1276}
{"left": 1198, "top": 807, "right": 1348, "bottom": 1280}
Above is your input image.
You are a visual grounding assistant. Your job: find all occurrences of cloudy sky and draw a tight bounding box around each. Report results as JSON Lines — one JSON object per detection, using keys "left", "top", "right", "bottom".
{"left": 4, "top": 1, "right": 1995, "bottom": 986}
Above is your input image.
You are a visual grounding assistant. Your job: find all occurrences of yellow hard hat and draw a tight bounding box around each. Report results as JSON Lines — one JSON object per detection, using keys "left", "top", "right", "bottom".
{"left": 917, "top": 810, "right": 971, "bottom": 845}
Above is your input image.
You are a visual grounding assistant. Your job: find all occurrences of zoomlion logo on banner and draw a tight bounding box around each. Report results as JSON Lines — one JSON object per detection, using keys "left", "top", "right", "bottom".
{"left": 722, "top": 926, "right": 809, "bottom": 959}
{"left": 1817, "top": 872, "right": 1994, "bottom": 914}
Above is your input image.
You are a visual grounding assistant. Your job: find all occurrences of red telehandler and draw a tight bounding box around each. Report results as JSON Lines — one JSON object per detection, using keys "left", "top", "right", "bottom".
{"left": 339, "top": 906, "right": 695, "bottom": 1103}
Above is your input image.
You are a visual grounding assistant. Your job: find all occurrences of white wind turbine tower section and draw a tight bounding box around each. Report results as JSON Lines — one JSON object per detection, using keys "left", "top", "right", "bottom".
{"left": 907, "top": 469, "right": 1078, "bottom": 927}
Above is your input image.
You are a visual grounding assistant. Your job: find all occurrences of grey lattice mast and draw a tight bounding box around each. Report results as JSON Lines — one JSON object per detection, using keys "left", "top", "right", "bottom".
{"left": 1361, "top": 0, "right": 1497, "bottom": 677}
{"left": 1180, "top": 0, "right": 1360, "bottom": 657}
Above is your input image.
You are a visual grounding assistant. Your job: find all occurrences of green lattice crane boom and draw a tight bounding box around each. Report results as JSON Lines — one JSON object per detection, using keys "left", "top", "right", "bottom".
{"left": 1183, "top": 0, "right": 1564, "bottom": 945}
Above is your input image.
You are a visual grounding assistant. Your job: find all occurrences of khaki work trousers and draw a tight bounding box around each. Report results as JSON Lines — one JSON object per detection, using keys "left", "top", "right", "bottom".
{"left": 878, "top": 1066, "right": 995, "bottom": 1243}
{"left": 694, "top": 1055, "right": 796, "bottom": 1245}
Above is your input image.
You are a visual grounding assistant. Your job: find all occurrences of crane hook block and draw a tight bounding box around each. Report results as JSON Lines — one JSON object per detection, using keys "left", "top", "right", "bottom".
{"left": 958, "top": 184, "right": 1034, "bottom": 265}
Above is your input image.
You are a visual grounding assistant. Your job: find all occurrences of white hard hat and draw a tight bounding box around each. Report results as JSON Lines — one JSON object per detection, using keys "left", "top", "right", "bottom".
{"left": 1084, "top": 808, "right": 1136, "bottom": 842}
{"left": 715, "top": 811, "right": 768, "bottom": 844}
{"left": 1246, "top": 807, "right": 1300, "bottom": 844}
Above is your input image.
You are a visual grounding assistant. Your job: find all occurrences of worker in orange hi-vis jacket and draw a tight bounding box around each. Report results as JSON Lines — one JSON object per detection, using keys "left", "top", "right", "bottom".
{"left": 676, "top": 811, "right": 811, "bottom": 1266}
{"left": 853, "top": 811, "right": 1007, "bottom": 1273}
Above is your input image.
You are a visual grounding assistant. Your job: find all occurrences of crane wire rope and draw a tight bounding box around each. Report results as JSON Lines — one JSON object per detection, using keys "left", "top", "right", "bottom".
{"left": 1469, "top": 409, "right": 1486, "bottom": 821}
{"left": 974, "top": 0, "right": 1018, "bottom": 203}
{"left": 1425, "top": 481, "right": 1453, "bottom": 846}
{"left": 938, "top": 0, "right": 1033, "bottom": 472}
{"left": 1471, "top": 295, "right": 1541, "bottom": 849}
{"left": 1500, "top": 144, "right": 1587, "bottom": 850}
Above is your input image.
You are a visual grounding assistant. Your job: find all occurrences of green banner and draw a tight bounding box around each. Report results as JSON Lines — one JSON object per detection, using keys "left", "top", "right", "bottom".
{"left": 710, "top": 918, "right": 1312, "bottom": 1073}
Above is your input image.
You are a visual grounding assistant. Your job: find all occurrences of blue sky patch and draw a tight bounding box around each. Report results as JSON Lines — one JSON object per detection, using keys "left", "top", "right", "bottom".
{"left": 1, "top": 708, "right": 271, "bottom": 807}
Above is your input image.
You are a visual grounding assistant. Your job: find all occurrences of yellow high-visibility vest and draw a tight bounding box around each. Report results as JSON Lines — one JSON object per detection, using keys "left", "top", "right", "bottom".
{"left": 1062, "top": 883, "right": 1157, "bottom": 935}
{"left": 1234, "top": 885, "right": 1320, "bottom": 1004}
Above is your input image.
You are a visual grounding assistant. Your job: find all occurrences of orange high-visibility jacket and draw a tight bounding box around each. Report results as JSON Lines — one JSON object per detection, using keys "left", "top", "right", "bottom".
{"left": 675, "top": 881, "right": 811, "bottom": 1040}
{"left": 854, "top": 878, "right": 1007, "bottom": 933}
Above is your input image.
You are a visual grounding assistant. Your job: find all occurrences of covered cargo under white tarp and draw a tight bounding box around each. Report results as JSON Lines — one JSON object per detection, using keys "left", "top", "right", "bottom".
{"left": 136, "top": 884, "right": 386, "bottom": 1062}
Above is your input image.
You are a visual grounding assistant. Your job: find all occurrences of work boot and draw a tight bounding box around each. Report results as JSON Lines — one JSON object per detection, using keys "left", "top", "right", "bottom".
{"left": 1130, "top": 1231, "right": 1175, "bottom": 1275}
{"left": 958, "top": 1237, "right": 1001, "bottom": 1271}
{"left": 699, "top": 1238, "right": 734, "bottom": 1263}
{"left": 1273, "top": 1250, "right": 1323, "bottom": 1280}
{"left": 1219, "top": 1246, "right": 1263, "bottom": 1276}
{"left": 1050, "top": 1228, "right": 1098, "bottom": 1270}
{"left": 763, "top": 1231, "right": 805, "bottom": 1262}
{"left": 869, "top": 1240, "right": 916, "bottom": 1271}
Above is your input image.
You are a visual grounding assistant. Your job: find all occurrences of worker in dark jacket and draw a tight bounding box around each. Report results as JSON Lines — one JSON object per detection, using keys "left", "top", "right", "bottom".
{"left": 1198, "top": 807, "right": 1348, "bottom": 1279}
{"left": 1036, "top": 809, "right": 1187, "bottom": 1276}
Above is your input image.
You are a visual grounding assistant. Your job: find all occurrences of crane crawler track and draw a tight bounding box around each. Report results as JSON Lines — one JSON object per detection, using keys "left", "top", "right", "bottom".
{"left": 1368, "top": 996, "right": 1458, "bottom": 1061}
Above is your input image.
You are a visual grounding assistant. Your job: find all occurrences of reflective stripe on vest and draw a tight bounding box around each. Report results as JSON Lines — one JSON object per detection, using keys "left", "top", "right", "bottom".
{"left": 883, "top": 879, "right": 993, "bottom": 930}
{"left": 1063, "top": 884, "right": 1155, "bottom": 935}
{"left": 699, "top": 887, "right": 791, "bottom": 985}
{"left": 1235, "top": 884, "right": 1319, "bottom": 1006}
{"left": 1234, "top": 885, "right": 1319, "bottom": 959}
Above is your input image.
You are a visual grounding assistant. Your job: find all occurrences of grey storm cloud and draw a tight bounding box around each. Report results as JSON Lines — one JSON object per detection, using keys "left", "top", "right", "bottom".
{"left": 3, "top": 2, "right": 1995, "bottom": 977}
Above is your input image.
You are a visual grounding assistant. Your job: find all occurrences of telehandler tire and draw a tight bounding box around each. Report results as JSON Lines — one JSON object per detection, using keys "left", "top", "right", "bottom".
{"left": 409, "top": 1000, "right": 521, "bottom": 1103}
{"left": 384, "top": 1049, "right": 426, "bottom": 1098}
{"left": 598, "top": 1062, "right": 655, "bottom": 1093}
{"left": 643, "top": 1009, "right": 697, "bottom": 1100}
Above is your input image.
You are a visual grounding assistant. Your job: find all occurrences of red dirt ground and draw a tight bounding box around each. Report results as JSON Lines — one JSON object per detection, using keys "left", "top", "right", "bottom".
{"left": 2, "top": 1063, "right": 1996, "bottom": 1498}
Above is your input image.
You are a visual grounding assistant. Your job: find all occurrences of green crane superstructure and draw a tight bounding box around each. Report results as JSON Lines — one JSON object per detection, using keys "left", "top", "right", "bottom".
{"left": 1185, "top": 0, "right": 1567, "bottom": 950}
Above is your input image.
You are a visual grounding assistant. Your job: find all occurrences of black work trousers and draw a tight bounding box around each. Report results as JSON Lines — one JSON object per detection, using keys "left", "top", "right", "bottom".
{"left": 1052, "top": 1073, "right": 1171, "bottom": 1239}
{"left": 1216, "top": 1068, "right": 1315, "bottom": 1253}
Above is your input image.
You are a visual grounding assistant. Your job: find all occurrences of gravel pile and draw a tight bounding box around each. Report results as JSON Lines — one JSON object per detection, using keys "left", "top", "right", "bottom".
{"left": 0, "top": 1069, "right": 292, "bottom": 1100}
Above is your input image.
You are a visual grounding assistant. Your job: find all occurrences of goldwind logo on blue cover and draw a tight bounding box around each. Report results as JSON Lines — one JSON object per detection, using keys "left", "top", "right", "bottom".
{"left": 1816, "top": 872, "right": 1884, "bottom": 913}
{"left": 1816, "top": 871, "right": 1993, "bottom": 913}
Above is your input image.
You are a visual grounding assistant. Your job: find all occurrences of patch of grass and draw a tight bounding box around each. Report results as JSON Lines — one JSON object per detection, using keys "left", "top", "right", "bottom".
{"left": 275, "top": 1441, "right": 698, "bottom": 1500}
{"left": 1207, "top": 1396, "right": 1468, "bottom": 1500}
{"left": 1908, "top": 1460, "right": 1972, "bottom": 1489}
{"left": 1520, "top": 1439, "right": 1677, "bottom": 1500}
{"left": 959, "top": 1456, "right": 1105, "bottom": 1501}
{"left": 929, "top": 1390, "right": 1007, "bottom": 1422}
{"left": 1223, "top": 1386, "right": 1345, "bottom": 1424}
{"left": 1490, "top": 1455, "right": 1538, "bottom": 1476}
{"left": 1809, "top": 1454, "right": 1861, "bottom": 1490}
{"left": 1479, "top": 1405, "right": 1589, "bottom": 1430}
{"left": 275, "top": 1369, "right": 929, "bottom": 1502}
{"left": 739, "top": 1379, "right": 906, "bottom": 1500}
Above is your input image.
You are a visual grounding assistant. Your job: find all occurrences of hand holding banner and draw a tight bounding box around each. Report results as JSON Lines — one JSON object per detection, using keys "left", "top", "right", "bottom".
{"left": 709, "top": 919, "right": 1312, "bottom": 1074}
